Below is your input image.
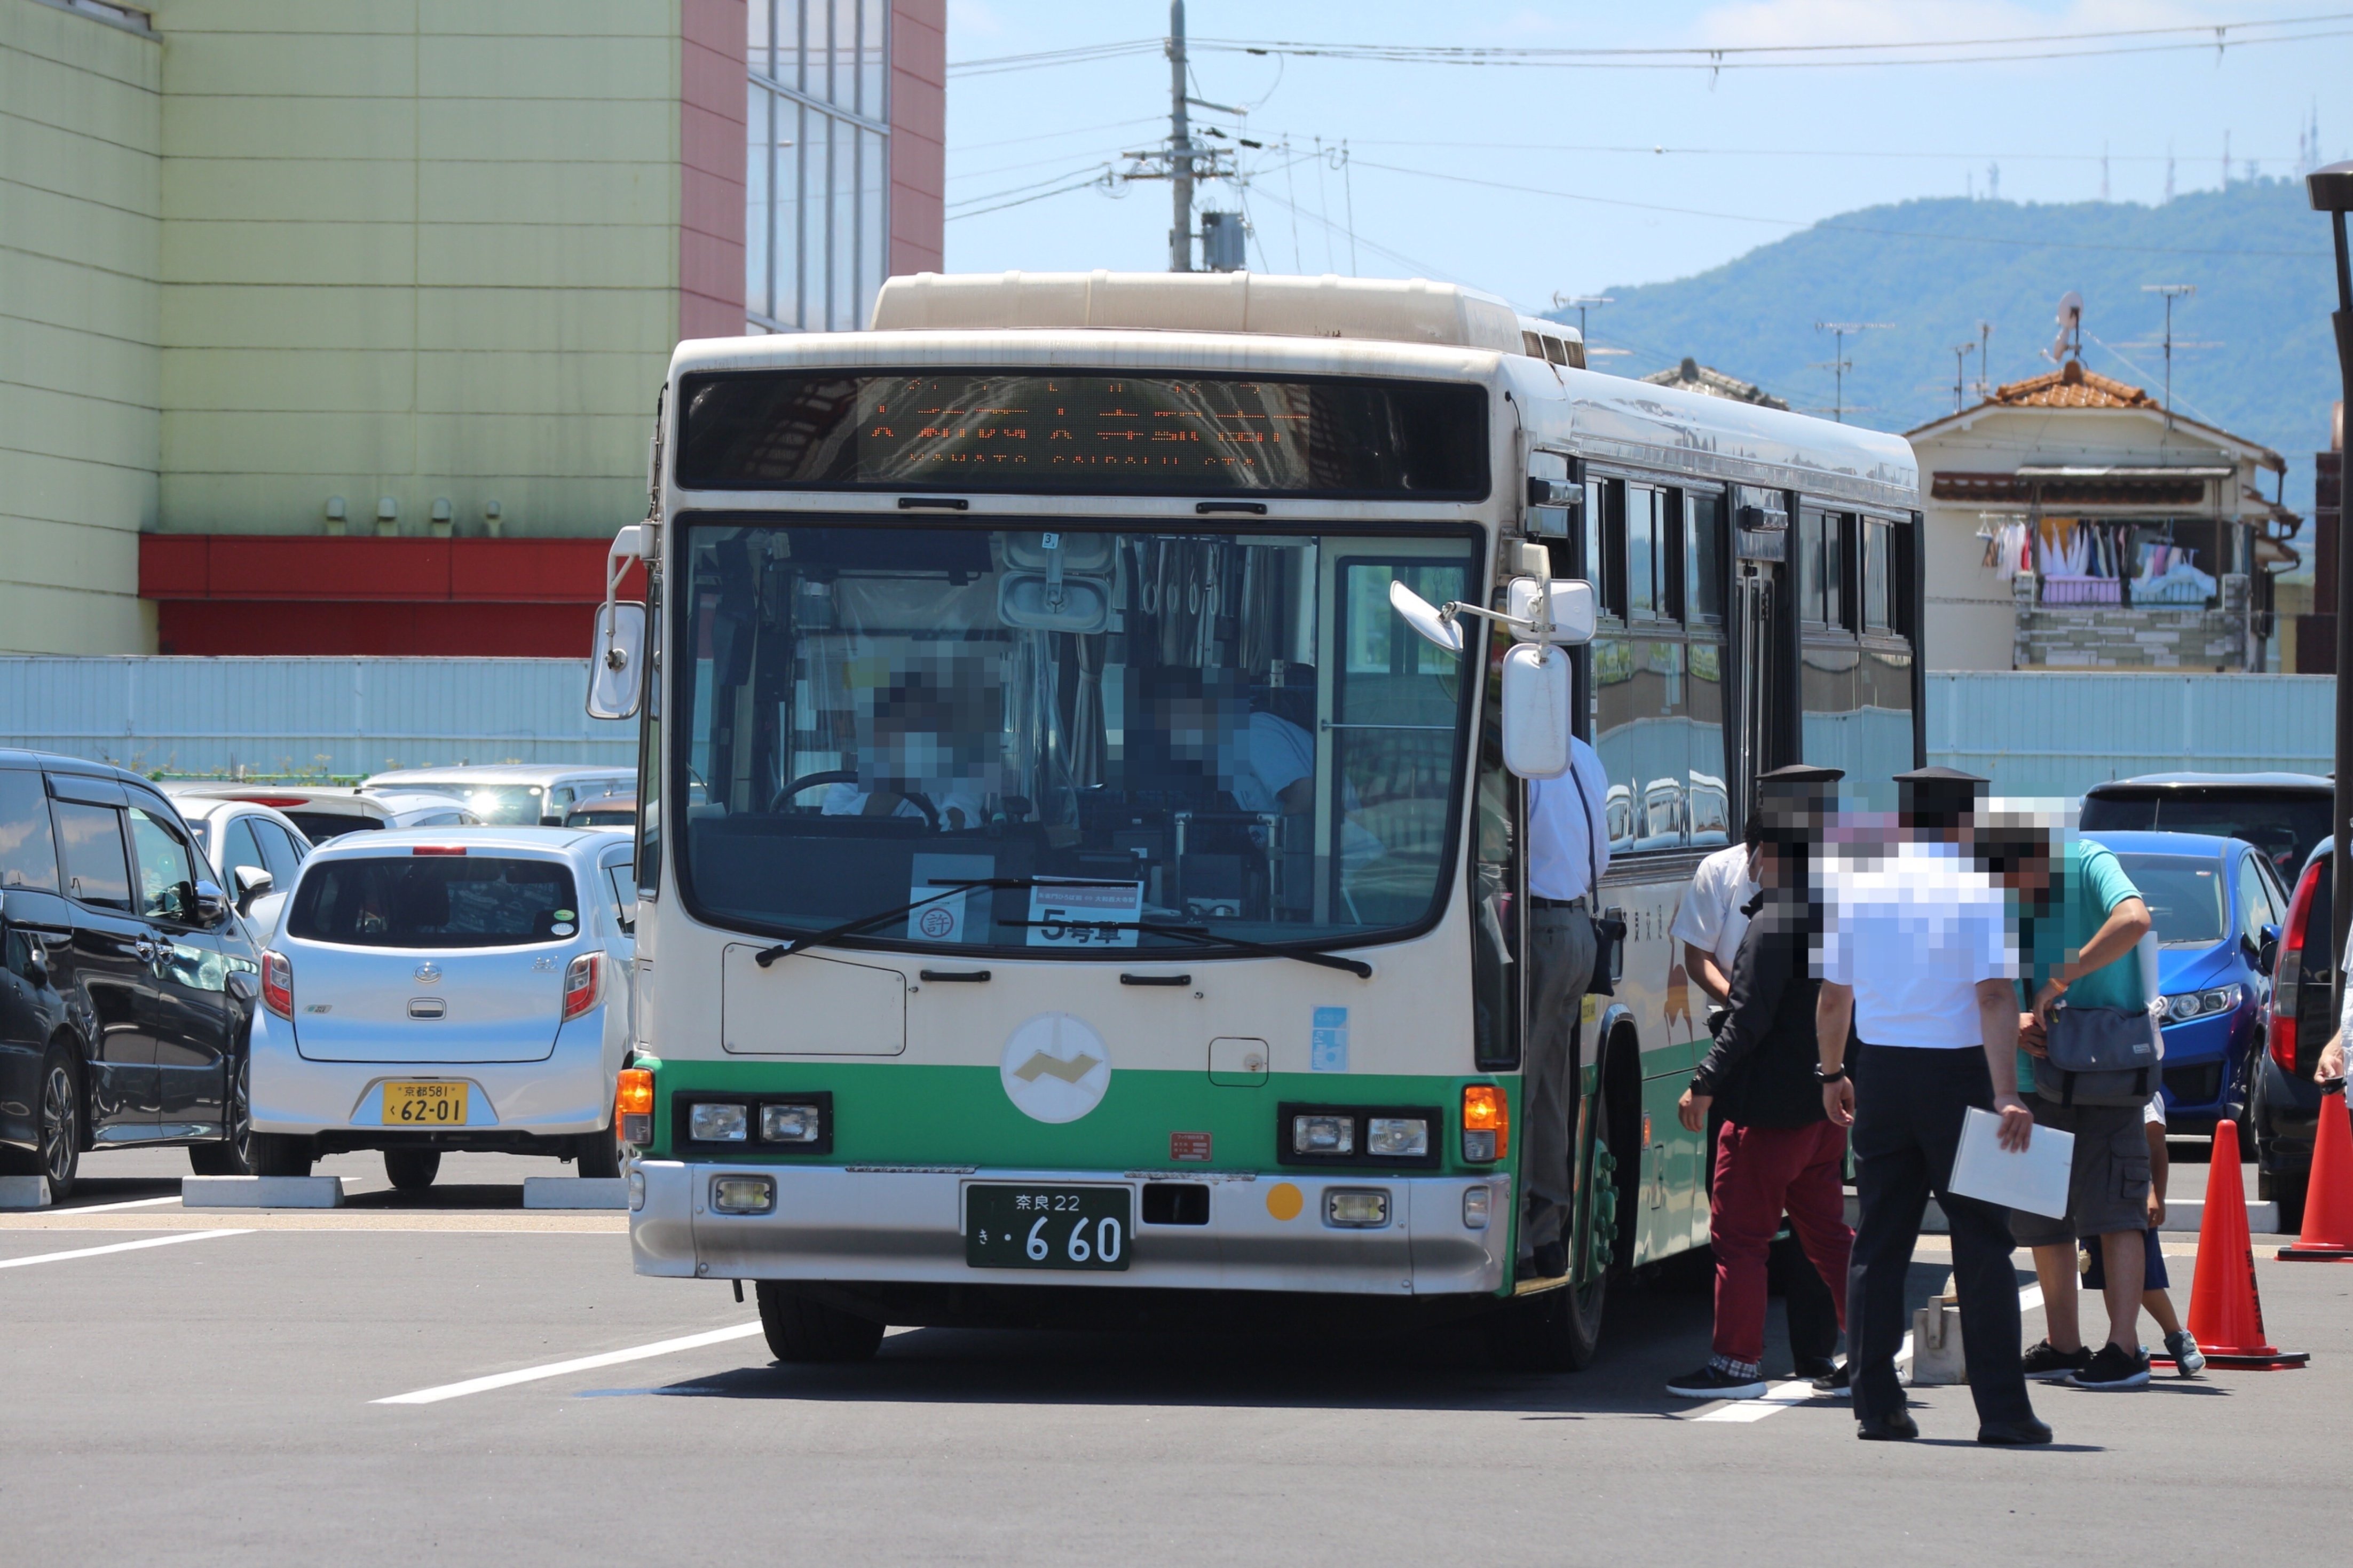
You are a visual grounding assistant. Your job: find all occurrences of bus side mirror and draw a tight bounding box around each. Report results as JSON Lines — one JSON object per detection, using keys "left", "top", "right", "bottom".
{"left": 1500, "top": 643, "right": 1573, "bottom": 779}
{"left": 588, "top": 602, "right": 646, "bottom": 720}
{"left": 1507, "top": 577, "right": 1596, "bottom": 646}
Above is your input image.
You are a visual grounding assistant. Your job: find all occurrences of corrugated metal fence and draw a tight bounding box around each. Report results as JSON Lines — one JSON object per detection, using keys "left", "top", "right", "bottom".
{"left": 0, "top": 658, "right": 633, "bottom": 778}
{"left": 1926, "top": 671, "right": 2333, "bottom": 798}
{"left": 0, "top": 658, "right": 2333, "bottom": 795}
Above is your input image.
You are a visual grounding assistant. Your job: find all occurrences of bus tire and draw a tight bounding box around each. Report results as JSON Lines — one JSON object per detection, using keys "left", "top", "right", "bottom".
{"left": 1487, "top": 1048, "right": 1620, "bottom": 1374}
{"left": 755, "top": 1282, "right": 885, "bottom": 1364}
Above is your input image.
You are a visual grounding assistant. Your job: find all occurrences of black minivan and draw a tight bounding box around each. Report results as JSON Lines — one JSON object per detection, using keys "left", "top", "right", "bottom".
{"left": 0, "top": 750, "right": 265, "bottom": 1195}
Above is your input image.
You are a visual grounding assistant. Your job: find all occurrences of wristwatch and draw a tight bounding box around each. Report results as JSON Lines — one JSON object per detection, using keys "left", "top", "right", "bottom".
{"left": 1814, "top": 1063, "right": 1849, "bottom": 1084}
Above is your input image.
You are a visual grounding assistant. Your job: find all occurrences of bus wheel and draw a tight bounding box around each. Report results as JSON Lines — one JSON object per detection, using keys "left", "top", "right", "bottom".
{"left": 1488, "top": 1068, "right": 1615, "bottom": 1373}
{"left": 756, "top": 1282, "right": 885, "bottom": 1364}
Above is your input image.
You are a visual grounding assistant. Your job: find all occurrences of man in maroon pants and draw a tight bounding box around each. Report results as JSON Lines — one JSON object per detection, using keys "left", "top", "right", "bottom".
{"left": 1668, "top": 765, "right": 1854, "bottom": 1401}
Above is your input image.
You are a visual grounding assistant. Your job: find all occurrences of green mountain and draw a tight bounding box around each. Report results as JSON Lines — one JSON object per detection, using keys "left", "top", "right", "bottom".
{"left": 1551, "top": 180, "right": 2339, "bottom": 521}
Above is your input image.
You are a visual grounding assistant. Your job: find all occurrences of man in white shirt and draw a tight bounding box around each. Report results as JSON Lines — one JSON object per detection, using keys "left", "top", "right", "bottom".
{"left": 1815, "top": 766, "right": 2046, "bottom": 1445}
{"left": 1521, "top": 732, "right": 1611, "bottom": 1278}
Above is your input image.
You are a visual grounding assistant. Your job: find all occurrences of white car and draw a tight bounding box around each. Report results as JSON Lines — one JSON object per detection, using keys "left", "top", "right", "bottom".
{"left": 161, "top": 787, "right": 313, "bottom": 917}
{"left": 246, "top": 826, "right": 637, "bottom": 1189}
{"left": 164, "top": 784, "right": 483, "bottom": 846}
{"left": 362, "top": 764, "right": 635, "bottom": 829}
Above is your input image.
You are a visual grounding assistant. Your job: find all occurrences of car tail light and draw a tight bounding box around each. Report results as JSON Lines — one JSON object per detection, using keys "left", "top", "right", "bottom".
{"left": 239, "top": 796, "right": 309, "bottom": 808}
{"left": 2272, "top": 859, "right": 2321, "bottom": 1074}
{"left": 562, "top": 952, "right": 601, "bottom": 1021}
{"left": 1462, "top": 1083, "right": 1508, "bottom": 1163}
{"left": 411, "top": 845, "right": 467, "bottom": 856}
{"left": 615, "top": 1067, "right": 653, "bottom": 1146}
{"left": 261, "top": 950, "right": 293, "bottom": 1020}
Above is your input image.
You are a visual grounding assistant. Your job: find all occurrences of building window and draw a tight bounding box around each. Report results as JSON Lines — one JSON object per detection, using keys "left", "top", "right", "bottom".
{"left": 748, "top": 1, "right": 893, "bottom": 334}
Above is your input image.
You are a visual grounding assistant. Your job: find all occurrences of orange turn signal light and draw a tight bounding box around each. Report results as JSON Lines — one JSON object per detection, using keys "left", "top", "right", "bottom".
{"left": 1462, "top": 1084, "right": 1508, "bottom": 1162}
{"left": 615, "top": 1068, "right": 654, "bottom": 1117}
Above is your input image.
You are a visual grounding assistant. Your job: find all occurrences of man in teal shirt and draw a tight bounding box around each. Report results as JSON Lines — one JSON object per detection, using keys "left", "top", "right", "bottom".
{"left": 1981, "top": 822, "right": 2154, "bottom": 1390}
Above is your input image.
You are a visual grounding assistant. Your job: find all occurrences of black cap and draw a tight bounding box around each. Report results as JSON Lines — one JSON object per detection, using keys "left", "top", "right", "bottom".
{"left": 1896, "top": 765, "right": 1987, "bottom": 829}
{"left": 1754, "top": 764, "right": 1843, "bottom": 845}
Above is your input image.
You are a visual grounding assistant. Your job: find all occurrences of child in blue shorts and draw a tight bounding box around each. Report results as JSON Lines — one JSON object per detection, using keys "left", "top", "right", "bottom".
{"left": 2082, "top": 1092, "right": 2204, "bottom": 1376}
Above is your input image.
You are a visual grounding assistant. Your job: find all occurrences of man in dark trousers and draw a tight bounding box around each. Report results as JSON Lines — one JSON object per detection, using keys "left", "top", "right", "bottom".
{"left": 1667, "top": 766, "right": 1854, "bottom": 1400}
{"left": 1816, "top": 766, "right": 2048, "bottom": 1445}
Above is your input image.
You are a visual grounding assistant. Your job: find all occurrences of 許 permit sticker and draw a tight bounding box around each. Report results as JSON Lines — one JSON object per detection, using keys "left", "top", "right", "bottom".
{"left": 1310, "top": 1007, "right": 1348, "bottom": 1072}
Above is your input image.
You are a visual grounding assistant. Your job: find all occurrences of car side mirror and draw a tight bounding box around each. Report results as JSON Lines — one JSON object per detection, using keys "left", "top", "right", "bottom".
{"left": 232, "top": 865, "right": 274, "bottom": 917}
{"left": 194, "top": 880, "right": 230, "bottom": 926}
{"left": 246, "top": 890, "right": 288, "bottom": 940}
{"left": 2259, "top": 922, "right": 2281, "bottom": 977}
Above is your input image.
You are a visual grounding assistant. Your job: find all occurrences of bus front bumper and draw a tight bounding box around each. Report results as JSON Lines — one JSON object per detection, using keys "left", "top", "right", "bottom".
{"left": 628, "top": 1161, "right": 1512, "bottom": 1297}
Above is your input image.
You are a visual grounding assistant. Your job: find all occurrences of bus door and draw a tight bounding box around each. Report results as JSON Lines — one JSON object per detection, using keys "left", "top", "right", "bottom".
{"left": 1729, "top": 488, "right": 1795, "bottom": 817}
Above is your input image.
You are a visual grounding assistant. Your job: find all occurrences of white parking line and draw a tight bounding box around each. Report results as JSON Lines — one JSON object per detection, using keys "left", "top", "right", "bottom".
{"left": 62, "top": 1195, "right": 186, "bottom": 1214}
{"left": 1692, "top": 1283, "right": 2046, "bottom": 1424}
{"left": 374, "top": 1321, "right": 768, "bottom": 1405}
{"left": 0, "top": 1230, "right": 252, "bottom": 1269}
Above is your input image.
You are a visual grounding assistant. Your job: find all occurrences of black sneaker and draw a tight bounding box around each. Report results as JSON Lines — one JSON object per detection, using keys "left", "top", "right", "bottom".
{"left": 2068, "top": 1343, "right": 2151, "bottom": 1391}
{"left": 2021, "top": 1339, "right": 2093, "bottom": 1381}
{"left": 1809, "top": 1360, "right": 1852, "bottom": 1398}
{"left": 1791, "top": 1355, "right": 1838, "bottom": 1381}
{"left": 1665, "top": 1364, "right": 1767, "bottom": 1400}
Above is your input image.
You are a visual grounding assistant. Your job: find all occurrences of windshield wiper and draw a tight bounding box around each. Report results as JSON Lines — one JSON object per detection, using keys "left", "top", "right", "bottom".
{"left": 751, "top": 878, "right": 1134, "bottom": 968}
{"left": 1135, "top": 922, "right": 1374, "bottom": 978}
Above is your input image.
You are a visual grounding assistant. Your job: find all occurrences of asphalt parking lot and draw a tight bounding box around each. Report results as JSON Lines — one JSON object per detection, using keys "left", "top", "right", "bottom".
{"left": 6, "top": 1145, "right": 2348, "bottom": 1566}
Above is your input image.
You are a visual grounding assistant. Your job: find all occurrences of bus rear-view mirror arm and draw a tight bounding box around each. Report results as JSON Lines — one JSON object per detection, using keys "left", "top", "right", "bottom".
{"left": 1389, "top": 576, "right": 1594, "bottom": 780}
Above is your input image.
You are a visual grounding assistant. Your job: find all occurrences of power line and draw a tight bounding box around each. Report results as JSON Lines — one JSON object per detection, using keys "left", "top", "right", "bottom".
{"left": 946, "top": 15, "right": 2353, "bottom": 76}
{"left": 952, "top": 115, "right": 1168, "bottom": 156}
{"left": 1333, "top": 138, "right": 2302, "bottom": 167}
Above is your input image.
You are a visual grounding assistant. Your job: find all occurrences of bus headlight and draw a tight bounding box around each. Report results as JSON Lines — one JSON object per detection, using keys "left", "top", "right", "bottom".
{"left": 760, "top": 1103, "right": 822, "bottom": 1144}
{"left": 1367, "top": 1117, "right": 1429, "bottom": 1158}
{"left": 689, "top": 1102, "right": 748, "bottom": 1142}
{"left": 1292, "top": 1114, "right": 1354, "bottom": 1155}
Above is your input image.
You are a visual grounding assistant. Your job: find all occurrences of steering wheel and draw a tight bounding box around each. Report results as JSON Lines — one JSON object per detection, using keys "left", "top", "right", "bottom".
{"left": 769, "top": 770, "right": 941, "bottom": 829}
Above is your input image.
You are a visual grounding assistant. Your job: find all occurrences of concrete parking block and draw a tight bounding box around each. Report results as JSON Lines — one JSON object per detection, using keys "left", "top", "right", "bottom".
{"left": 2159, "top": 1197, "right": 2279, "bottom": 1234}
{"left": 181, "top": 1176, "right": 346, "bottom": 1209}
{"left": 521, "top": 1177, "right": 628, "bottom": 1210}
{"left": 0, "top": 1176, "right": 51, "bottom": 1210}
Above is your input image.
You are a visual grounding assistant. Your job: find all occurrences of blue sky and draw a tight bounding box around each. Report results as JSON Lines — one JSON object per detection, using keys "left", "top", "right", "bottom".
{"left": 943, "top": 1, "right": 2353, "bottom": 311}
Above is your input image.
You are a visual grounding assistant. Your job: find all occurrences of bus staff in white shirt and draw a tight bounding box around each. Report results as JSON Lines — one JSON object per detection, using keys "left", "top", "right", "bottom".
{"left": 1816, "top": 766, "right": 2046, "bottom": 1446}
{"left": 1521, "top": 732, "right": 1611, "bottom": 1280}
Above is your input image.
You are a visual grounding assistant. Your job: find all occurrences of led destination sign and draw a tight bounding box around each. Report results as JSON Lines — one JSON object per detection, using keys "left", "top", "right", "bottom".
{"left": 675, "top": 371, "right": 1488, "bottom": 498}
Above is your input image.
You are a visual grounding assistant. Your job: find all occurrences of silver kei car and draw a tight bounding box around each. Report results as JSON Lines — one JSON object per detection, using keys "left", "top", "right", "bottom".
{"left": 246, "top": 826, "right": 637, "bottom": 1190}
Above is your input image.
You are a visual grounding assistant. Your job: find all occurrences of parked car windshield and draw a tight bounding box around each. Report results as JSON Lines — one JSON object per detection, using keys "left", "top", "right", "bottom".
{"left": 288, "top": 856, "right": 581, "bottom": 948}
{"left": 2080, "top": 789, "right": 2326, "bottom": 882}
{"left": 385, "top": 783, "right": 548, "bottom": 825}
{"left": 2111, "top": 853, "right": 2228, "bottom": 946}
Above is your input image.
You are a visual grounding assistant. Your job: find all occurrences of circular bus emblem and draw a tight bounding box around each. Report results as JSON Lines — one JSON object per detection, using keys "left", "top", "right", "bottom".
{"left": 1000, "top": 1013, "right": 1111, "bottom": 1124}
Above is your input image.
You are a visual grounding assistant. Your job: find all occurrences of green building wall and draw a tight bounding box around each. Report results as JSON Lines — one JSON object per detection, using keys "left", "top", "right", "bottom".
{"left": 1, "top": 0, "right": 162, "bottom": 653}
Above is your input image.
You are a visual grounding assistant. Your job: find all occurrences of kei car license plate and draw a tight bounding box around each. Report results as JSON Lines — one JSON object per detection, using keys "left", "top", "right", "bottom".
{"left": 383, "top": 1081, "right": 469, "bottom": 1126}
{"left": 965, "top": 1184, "right": 1131, "bottom": 1271}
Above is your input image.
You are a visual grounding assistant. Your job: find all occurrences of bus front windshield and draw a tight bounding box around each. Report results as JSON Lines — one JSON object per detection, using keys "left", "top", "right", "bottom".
{"left": 674, "top": 520, "right": 1479, "bottom": 955}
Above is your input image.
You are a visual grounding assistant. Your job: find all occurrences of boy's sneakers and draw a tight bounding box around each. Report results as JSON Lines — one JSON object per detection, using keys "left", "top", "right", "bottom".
{"left": 2068, "top": 1343, "right": 2152, "bottom": 1390}
{"left": 1807, "top": 1360, "right": 1852, "bottom": 1398}
{"left": 1664, "top": 1364, "right": 1768, "bottom": 1400}
{"left": 2021, "top": 1339, "right": 2094, "bottom": 1381}
{"left": 2162, "top": 1329, "right": 2207, "bottom": 1376}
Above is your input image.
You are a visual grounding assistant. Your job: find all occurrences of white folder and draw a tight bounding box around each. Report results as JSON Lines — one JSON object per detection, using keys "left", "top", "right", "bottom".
{"left": 1947, "top": 1105, "right": 2074, "bottom": 1218}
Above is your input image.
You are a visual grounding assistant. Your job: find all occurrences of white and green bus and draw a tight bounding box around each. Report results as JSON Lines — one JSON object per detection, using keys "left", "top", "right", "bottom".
{"left": 590, "top": 271, "right": 1923, "bottom": 1368}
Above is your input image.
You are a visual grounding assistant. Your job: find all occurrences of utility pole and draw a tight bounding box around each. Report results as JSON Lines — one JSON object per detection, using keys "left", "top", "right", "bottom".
{"left": 1951, "top": 341, "right": 1977, "bottom": 412}
{"left": 2304, "top": 160, "right": 2353, "bottom": 1026}
{"left": 1813, "top": 321, "right": 1892, "bottom": 423}
{"left": 2142, "top": 283, "right": 2196, "bottom": 431}
{"left": 1168, "top": 1, "right": 1191, "bottom": 271}
{"left": 1551, "top": 292, "right": 1614, "bottom": 343}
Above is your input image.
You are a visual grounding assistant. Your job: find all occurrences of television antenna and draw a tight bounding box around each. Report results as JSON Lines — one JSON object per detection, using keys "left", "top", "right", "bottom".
{"left": 1551, "top": 292, "right": 1615, "bottom": 342}
{"left": 1950, "top": 341, "right": 1977, "bottom": 413}
{"left": 1812, "top": 321, "right": 1893, "bottom": 423}
{"left": 2140, "top": 283, "right": 2196, "bottom": 431}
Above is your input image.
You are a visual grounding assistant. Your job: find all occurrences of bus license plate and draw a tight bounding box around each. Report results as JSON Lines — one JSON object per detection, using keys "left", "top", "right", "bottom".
{"left": 965, "top": 1184, "right": 1131, "bottom": 1271}
{"left": 383, "top": 1081, "right": 469, "bottom": 1125}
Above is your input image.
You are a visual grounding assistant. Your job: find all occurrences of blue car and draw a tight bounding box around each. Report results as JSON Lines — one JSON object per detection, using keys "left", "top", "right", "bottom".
{"left": 2083, "top": 831, "right": 2289, "bottom": 1128}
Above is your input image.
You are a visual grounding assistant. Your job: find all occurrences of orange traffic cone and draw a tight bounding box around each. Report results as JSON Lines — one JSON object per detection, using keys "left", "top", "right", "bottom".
{"left": 2277, "top": 1081, "right": 2353, "bottom": 1261}
{"left": 2186, "top": 1121, "right": 2309, "bottom": 1368}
